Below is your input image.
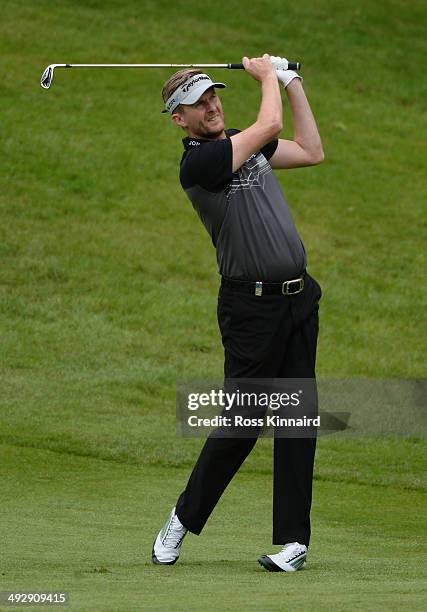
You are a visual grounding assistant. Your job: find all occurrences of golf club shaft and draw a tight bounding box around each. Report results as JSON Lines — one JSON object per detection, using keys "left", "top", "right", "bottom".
{"left": 40, "top": 62, "right": 301, "bottom": 89}
{"left": 47, "top": 62, "right": 300, "bottom": 70}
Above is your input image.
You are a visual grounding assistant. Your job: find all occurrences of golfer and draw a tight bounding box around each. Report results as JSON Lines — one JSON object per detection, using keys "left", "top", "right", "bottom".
{"left": 152, "top": 54, "right": 324, "bottom": 572}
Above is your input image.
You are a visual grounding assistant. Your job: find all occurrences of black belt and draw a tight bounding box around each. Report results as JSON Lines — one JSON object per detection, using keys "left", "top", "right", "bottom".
{"left": 221, "top": 272, "right": 306, "bottom": 296}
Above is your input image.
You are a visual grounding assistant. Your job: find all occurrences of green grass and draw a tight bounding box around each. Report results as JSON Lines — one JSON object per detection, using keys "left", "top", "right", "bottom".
{"left": 0, "top": 0, "right": 426, "bottom": 610}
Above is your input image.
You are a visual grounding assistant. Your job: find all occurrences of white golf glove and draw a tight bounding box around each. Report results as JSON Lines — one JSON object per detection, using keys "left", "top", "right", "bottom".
{"left": 270, "top": 55, "right": 290, "bottom": 71}
{"left": 270, "top": 55, "right": 303, "bottom": 89}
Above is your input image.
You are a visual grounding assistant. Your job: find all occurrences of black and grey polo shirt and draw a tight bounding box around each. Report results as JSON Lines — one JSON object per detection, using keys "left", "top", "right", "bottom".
{"left": 180, "top": 128, "right": 307, "bottom": 282}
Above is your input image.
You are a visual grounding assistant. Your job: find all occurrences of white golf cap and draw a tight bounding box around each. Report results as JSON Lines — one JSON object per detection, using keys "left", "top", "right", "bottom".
{"left": 162, "top": 73, "right": 226, "bottom": 113}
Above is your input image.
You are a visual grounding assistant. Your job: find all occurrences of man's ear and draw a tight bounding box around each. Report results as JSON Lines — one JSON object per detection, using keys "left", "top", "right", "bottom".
{"left": 172, "top": 110, "right": 187, "bottom": 129}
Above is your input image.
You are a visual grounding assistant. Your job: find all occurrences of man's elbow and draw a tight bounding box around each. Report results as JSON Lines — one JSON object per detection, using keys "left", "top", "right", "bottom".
{"left": 309, "top": 147, "right": 325, "bottom": 165}
{"left": 268, "top": 118, "right": 283, "bottom": 139}
{"left": 295, "top": 138, "right": 325, "bottom": 166}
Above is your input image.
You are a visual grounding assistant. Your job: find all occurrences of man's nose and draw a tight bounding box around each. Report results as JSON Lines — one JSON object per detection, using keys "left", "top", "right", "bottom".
{"left": 205, "top": 99, "right": 216, "bottom": 111}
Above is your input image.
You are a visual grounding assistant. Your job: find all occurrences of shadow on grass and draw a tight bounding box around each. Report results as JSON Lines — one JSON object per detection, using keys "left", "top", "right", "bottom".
{"left": 136, "top": 560, "right": 315, "bottom": 574}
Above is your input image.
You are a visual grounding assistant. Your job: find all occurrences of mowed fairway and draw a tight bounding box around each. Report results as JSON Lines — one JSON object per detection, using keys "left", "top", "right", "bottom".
{"left": 1, "top": 443, "right": 425, "bottom": 611}
{"left": 1, "top": 0, "right": 426, "bottom": 610}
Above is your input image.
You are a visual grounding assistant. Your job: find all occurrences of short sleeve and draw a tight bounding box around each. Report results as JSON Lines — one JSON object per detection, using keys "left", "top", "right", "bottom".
{"left": 180, "top": 139, "right": 234, "bottom": 193}
{"left": 261, "top": 139, "right": 279, "bottom": 161}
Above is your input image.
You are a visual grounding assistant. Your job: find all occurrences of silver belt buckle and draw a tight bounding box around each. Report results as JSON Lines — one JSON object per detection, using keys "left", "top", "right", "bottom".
{"left": 282, "top": 277, "right": 304, "bottom": 295}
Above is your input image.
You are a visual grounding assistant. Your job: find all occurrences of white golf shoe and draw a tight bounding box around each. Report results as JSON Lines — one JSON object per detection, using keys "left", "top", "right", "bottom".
{"left": 152, "top": 507, "right": 188, "bottom": 565}
{"left": 258, "top": 542, "right": 307, "bottom": 572}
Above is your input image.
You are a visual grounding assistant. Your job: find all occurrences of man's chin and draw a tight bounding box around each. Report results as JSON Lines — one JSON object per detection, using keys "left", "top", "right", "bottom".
{"left": 189, "top": 121, "right": 225, "bottom": 140}
{"left": 204, "top": 122, "right": 225, "bottom": 138}
{"left": 207, "top": 128, "right": 225, "bottom": 138}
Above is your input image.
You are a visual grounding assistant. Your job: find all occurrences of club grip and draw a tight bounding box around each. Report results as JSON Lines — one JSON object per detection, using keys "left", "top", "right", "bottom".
{"left": 228, "top": 62, "right": 301, "bottom": 71}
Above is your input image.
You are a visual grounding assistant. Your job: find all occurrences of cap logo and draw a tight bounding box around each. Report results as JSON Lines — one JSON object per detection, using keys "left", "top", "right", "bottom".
{"left": 181, "top": 75, "right": 210, "bottom": 93}
{"left": 165, "top": 97, "right": 177, "bottom": 112}
{"left": 163, "top": 73, "right": 225, "bottom": 114}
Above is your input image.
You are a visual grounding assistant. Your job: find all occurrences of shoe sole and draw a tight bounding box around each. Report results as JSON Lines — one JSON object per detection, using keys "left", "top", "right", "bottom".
{"left": 258, "top": 555, "right": 306, "bottom": 572}
{"left": 151, "top": 540, "right": 178, "bottom": 565}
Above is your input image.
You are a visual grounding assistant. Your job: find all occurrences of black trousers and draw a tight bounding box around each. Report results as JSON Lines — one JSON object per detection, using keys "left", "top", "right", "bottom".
{"left": 176, "top": 273, "right": 321, "bottom": 546}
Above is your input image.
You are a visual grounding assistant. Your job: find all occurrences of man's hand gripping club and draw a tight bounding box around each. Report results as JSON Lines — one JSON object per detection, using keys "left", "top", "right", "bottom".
{"left": 269, "top": 55, "right": 303, "bottom": 89}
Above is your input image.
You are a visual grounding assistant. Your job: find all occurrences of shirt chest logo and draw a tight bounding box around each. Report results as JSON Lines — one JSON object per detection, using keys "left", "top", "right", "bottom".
{"left": 229, "top": 153, "right": 271, "bottom": 195}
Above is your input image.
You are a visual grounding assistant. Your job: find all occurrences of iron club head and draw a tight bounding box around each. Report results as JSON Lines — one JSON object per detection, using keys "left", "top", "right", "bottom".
{"left": 41, "top": 64, "right": 56, "bottom": 89}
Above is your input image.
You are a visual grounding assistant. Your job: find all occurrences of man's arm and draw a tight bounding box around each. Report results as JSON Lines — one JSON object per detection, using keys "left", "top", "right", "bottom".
{"left": 269, "top": 78, "right": 324, "bottom": 169}
{"left": 229, "top": 54, "right": 283, "bottom": 173}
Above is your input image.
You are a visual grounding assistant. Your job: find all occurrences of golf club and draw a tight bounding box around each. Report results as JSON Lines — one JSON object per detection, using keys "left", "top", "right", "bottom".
{"left": 40, "top": 61, "right": 301, "bottom": 89}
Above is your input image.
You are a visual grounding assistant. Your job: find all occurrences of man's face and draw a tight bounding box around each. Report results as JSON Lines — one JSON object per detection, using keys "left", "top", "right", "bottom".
{"left": 172, "top": 87, "right": 225, "bottom": 139}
